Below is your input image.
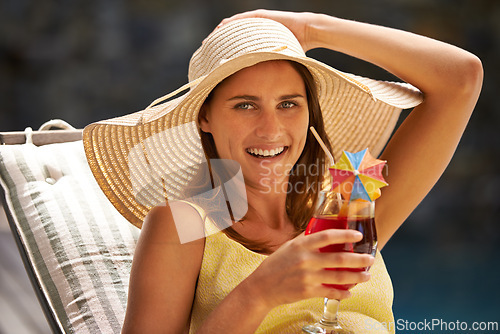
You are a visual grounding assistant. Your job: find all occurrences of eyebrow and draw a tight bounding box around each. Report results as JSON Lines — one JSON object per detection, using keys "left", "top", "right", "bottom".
{"left": 228, "top": 94, "right": 306, "bottom": 101}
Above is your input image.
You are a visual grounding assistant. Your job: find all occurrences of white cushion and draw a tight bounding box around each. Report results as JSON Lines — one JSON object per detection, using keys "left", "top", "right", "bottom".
{"left": 0, "top": 140, "right": 139, "bottom": 333}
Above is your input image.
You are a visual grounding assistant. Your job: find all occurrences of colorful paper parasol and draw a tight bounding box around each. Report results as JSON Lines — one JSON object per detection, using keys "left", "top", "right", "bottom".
{"left": 329, "top": 148, "right": 388, "bottom": 202}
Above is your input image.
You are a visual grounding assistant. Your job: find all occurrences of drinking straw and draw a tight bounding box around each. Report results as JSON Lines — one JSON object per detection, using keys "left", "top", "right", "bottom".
{"left": 309, "top": 126, "right": 335, "bottom": 166}
{"left": 310, "top": 126, "right": 348, "bottom": 215}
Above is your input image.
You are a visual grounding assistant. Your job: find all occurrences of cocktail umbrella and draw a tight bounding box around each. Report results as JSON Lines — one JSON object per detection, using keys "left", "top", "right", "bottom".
{"left": 329, "top": 148, "right": 388, "bottom": 203}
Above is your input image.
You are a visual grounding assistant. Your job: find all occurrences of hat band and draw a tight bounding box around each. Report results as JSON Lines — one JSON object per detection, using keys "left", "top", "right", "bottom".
{"left": 144, "top": 76, "right": 205, "bottom": 114}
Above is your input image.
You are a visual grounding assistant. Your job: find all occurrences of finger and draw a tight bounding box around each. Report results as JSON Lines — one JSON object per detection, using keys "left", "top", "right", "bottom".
{"left": 217, "top": 9, "right": 276, "bottom": 29}
{"left": 324, "top": 288, "right": 352, "bottom": 301}
{"left": 318, "top": 268, "right": 371, "bottom": 287}
{"left": 288, "top": 280, "right": 352, "bottom": 301}
{"left": 223, "top": 10, "right": 267, "bottom": 22}
{"left": 204, "top": 12, "right": 262, "bottom": 44}
{"left": 312, "top": 252, "right": 375, "bottom": 269}
{"left": 216, "top": 12, "right": 255, "bottom": 29}
{"left": 305, "top": 229, "right": 363, "bottom": 249}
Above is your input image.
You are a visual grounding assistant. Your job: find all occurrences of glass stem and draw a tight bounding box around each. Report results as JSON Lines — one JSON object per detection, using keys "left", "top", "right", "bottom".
{"left": 319, "top": 298, "right": 340, "bottom": 327}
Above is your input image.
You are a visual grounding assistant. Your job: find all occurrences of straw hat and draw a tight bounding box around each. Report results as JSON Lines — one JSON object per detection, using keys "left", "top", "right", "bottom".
{"left": 83, "top": 18, "right": 423, "bottom": 228}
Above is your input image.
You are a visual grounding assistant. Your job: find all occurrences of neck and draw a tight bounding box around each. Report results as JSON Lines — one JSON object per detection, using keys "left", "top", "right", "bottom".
{"left": 227, "top": 175, "right": 298, "bottom": 253}
{"left": 245, "top": 187, "right": 290, "bottom": 230}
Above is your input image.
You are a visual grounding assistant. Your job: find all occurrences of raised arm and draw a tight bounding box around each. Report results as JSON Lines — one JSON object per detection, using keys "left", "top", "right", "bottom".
{"left": 223, "top": 10, "right": 483, "bottom": 248}
{"left": 310, "top": 14, "right": 483, "bottom": 248}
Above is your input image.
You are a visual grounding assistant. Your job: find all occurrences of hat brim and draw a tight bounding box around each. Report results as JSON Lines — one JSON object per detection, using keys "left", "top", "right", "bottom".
{"left": 84, "top": 49, "right": 423, "bottom": 228}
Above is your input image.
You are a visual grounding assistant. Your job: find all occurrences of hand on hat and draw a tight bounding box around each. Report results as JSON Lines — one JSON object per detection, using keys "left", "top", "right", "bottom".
{"left": 213, "top": 9, "right": 320, "bottom": 52}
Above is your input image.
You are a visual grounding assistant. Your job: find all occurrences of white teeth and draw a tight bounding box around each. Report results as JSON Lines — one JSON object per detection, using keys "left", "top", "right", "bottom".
{"left": 247, "top": 146, "right": 285, "bottom": 157}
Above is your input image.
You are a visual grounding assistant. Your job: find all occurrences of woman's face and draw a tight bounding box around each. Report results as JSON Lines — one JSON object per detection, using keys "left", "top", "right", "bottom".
{"left": 200, "top": 60, "right": 309, "bottom": 191}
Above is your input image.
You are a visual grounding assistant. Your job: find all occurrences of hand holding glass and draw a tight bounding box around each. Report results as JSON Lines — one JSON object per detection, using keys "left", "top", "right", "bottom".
{"left": 302, "top": 191, "right": 377, "bottom": 334}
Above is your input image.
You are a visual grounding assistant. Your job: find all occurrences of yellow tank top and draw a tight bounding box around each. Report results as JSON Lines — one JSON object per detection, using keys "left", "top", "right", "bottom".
{"left": 188, "top": 208, "right": 395, "bottom": 333}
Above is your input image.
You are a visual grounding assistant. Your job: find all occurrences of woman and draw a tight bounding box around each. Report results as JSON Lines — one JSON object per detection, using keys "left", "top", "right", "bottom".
{"left": 83, "top": 9, "right": 482, "bottom": 333}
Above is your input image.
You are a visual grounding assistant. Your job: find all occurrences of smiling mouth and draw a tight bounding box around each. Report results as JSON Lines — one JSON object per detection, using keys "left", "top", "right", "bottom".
{"left": 246, "top": 146, "right": 287, "bottom": 158}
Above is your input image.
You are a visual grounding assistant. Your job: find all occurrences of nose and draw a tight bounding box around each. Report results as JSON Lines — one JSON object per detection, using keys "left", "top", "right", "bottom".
{"left": 255, "top": 110, "right": 283, "bottom": 141}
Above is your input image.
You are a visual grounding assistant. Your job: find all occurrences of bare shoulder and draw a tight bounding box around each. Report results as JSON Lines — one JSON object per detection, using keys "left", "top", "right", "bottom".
{"left": 142, "top": 202, "right": 207, "bottom": 248}
{"left": 123, "top": 202, "right": 205, "bottom": 333}
{"left": 136, "top": 202, "right": 206, "bottom": 289}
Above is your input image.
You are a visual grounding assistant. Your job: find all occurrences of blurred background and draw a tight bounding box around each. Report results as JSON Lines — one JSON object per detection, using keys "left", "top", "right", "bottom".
{"left": 1, "top": 0, "right": 498, "bottom": 330}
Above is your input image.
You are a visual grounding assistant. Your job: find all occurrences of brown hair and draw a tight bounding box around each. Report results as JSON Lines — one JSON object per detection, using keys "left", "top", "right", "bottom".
{"left": 197, "top": 60, "right": 332, "bottom": 253}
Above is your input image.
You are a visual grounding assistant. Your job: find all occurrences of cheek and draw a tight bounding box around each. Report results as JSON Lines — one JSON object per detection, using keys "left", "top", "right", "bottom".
{"left": 296, "top": 113, "right": 310, "bottom": 145}
{"left": 213, "top": 119, "right": 243, "bottom": 140}
{"left": 210, "top": 122, "right": 245, "bottom": 157}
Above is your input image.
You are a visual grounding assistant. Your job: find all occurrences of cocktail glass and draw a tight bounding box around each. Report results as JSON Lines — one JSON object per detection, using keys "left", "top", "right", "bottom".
{"left": 302, "top": 190, "right": 377, "bottom": 334}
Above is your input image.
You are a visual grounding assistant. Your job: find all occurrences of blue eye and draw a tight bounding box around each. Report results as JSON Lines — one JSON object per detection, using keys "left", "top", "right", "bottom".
{"left": 280, "top": 101, "right": 296, "bottom": 108}
{"left": 235, "top": 102, "right": 255, "bottom": 110}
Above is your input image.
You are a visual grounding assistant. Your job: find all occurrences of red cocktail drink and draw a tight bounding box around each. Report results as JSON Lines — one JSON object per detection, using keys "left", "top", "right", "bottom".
{"left": 305, "top": 214, "right": 377, "bottom": 290}
{"left": 302, "top": 146, "right": 386, "bottom": 333}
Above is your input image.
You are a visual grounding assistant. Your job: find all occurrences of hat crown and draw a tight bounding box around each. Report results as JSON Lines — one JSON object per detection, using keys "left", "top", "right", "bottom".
{"left": 188, "top": 18, "right": 305, "bottom": 82}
